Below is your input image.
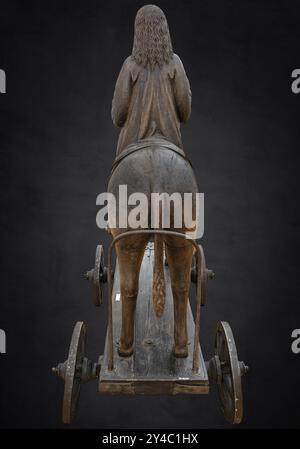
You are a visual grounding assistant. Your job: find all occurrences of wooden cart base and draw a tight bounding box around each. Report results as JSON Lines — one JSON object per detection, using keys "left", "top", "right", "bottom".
{"left": 53, "top": 239, "right": 248, "bottom": 424}
{"left": 99, "top": 243, "right": 209, "bottom": 395}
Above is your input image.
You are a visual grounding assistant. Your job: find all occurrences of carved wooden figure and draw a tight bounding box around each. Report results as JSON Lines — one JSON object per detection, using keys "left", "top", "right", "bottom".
{"left": 53, "top": 5, "right": 248, "bottom": 425}
{"left": 108, "top": 5, "right": 198, "bottom": 358}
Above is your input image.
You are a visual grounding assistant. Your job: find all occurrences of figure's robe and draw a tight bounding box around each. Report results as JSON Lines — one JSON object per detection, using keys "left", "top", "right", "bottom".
{"left": 112, "top": 54, "right": 191, "bottom": 155}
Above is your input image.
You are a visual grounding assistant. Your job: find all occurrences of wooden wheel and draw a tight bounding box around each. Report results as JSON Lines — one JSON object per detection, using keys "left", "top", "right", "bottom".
{"left": 53, "top": 322, "right": 86, "bottom": 424}
{"left": 191, "top": 244, "right": 214, "bottom": 305}
{"left": 216, "top": 322, "right": 242, "bottom": 423}
{"left": 206, "top": 321, "right": 248, "bottom": 424}
{"left": 62, "top": 322, "right": 86, "bottom": 424}
{"left": 93, "top": 245, "right": 105, "bottom": 306}
{"left": 52, "top": 321, "right": 101, "bottom": 424}
{"left": 84, "top": 245, "right": 106, "bottom": 306}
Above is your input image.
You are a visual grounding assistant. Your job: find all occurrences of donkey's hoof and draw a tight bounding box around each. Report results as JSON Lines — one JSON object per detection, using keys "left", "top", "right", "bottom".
{"left": 174, "top": 345, "right": 188, "bottom": 358}
{"left": 118, "top": 345, "right": 134, "bottom": 357}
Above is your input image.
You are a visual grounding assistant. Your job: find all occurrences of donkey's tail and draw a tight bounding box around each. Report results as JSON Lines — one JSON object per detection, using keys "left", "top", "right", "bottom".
{"left": 152, "top": 234, "right": 166, "bottom": 317}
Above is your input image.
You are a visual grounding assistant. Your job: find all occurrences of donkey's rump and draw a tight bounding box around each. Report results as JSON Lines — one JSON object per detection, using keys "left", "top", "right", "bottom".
{"left": 108, "top": 143, "right": 199, "bottom": 230}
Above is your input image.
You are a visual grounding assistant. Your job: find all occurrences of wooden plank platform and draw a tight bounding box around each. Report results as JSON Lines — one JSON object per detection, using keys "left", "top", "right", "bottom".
{"left": 99, "top": 243, "right": 209, "bottom": 395}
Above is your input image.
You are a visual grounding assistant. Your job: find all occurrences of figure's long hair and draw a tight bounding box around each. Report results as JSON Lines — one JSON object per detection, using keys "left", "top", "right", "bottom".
{"left": 132, "top": 5, "right": 173, "bottom": 70}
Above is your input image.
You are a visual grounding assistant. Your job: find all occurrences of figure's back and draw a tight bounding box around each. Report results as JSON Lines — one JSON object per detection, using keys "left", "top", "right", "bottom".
{"left": 111, "top": 5, "right": 192, "bottom": 155}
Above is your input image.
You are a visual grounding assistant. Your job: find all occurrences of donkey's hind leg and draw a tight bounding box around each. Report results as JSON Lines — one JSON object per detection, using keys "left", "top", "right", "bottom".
{"left": 115, "top": 234, "right": 149, "bottom": 357}
{"left": 165, "top": 237, "right": 194, "bottom": 358}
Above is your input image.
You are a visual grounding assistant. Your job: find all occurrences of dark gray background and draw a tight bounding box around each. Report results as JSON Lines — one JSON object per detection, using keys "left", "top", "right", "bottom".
{"left": 0, "top": 0, "right": 299, "bottom": 428}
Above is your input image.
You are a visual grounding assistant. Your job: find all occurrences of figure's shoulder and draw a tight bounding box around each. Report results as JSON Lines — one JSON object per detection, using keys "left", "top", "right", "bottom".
{"left": 122, "top": 56, "right": 133, "bottom": 67}
{"left": 172, "top": 53, "right": 185, "bottom": 70}
{"left": 121, "top": 56, "right": 141, "bottom": 82}
{"left": 173, "top": 53, "right": 182, "bottom": 63}
{"left": 165, "top": 54, "right": 184, "bottom": 79}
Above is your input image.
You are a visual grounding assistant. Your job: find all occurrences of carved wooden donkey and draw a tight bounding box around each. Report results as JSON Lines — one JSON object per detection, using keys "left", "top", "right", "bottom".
{"left": 108, "top": 5, "right": 199, "bottom": 358}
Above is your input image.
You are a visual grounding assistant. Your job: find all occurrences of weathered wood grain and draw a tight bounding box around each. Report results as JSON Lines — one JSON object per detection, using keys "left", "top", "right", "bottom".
{"left": 99, "top": 243, "right": 209, "bottom": 395}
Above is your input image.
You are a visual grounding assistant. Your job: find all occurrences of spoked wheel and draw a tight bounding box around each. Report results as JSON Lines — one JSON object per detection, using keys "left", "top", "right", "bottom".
{"left": 84, "top": 245, "right": 107, "bottom": 306}
{"left": 52, "top": 322, "right": 101, "bottom": 424}
{"left": 62, "top": 321, "right": 86, "bottom": 423}
{"left": 191, "top": 244, "right": 214, "bottom": 305}
{"left": 206, "top": 321, "right": 249, "bottom": 424}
